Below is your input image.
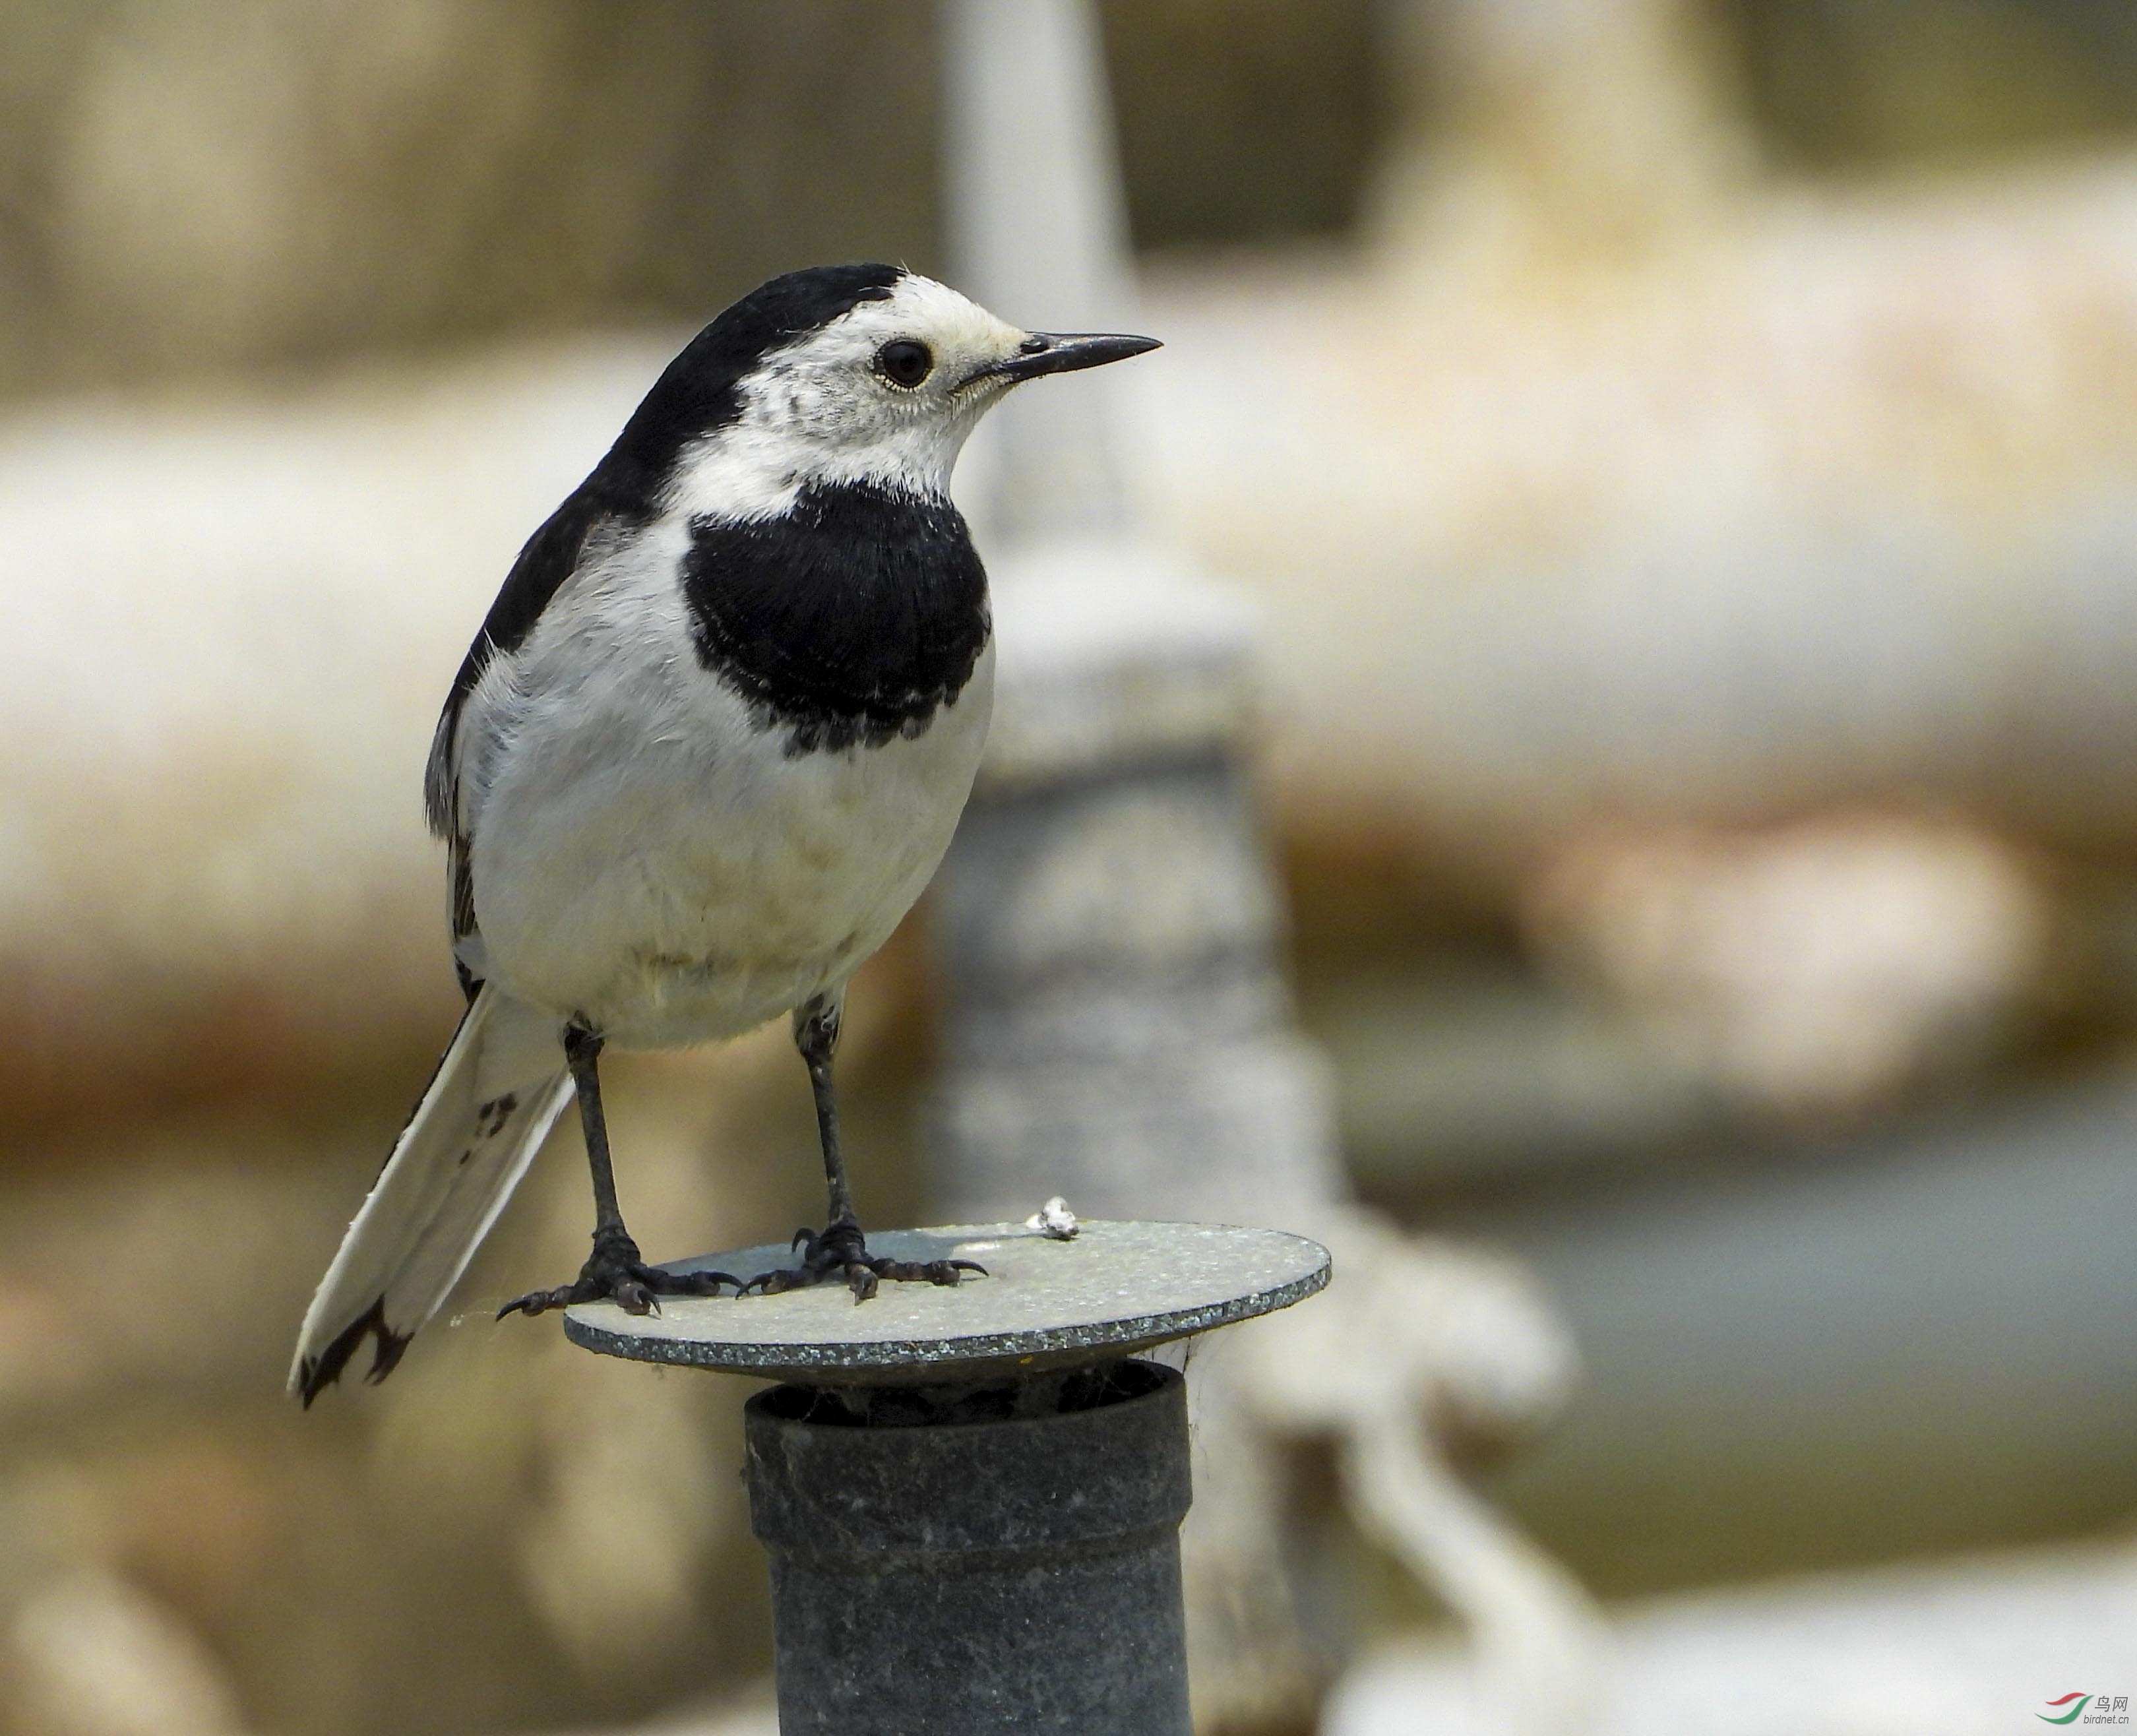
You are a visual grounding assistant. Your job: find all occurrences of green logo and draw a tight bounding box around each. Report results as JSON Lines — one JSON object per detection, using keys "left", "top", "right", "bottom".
{"left": 2041, "top": 1696, "right": 2094, "bottom": 1725}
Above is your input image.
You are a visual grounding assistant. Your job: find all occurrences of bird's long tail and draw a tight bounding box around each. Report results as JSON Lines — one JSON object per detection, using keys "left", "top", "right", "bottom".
{"left": 291, "top": 983, "right": 572, "bottom": 1405}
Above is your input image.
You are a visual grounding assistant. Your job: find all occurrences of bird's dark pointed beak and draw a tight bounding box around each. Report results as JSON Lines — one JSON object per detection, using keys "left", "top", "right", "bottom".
{"left": 971, "top": 330, "right": 1161, "bottom": 387}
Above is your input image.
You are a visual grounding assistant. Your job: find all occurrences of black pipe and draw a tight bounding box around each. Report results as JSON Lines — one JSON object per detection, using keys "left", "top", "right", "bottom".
{"left": 744, "top": 1358, "right": 1192, "bottom": 1734}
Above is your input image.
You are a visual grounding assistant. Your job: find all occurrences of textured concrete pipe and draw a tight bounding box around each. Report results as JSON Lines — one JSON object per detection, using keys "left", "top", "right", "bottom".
{"left": 744, "top": 1360, "right": 1192, "bottom": 1734}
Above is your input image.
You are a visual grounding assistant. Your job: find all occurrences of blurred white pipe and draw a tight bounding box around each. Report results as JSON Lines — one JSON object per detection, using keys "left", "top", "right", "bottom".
{"left": 1235, "top": 1212, "right": 1609, "bottom": 1736}
{"left": 1342, "top": 1409, "right": 1604, "bottom": 1736}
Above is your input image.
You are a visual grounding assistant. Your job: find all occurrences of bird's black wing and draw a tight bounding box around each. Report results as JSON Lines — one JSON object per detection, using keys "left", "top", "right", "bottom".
{"left": 426, "top": 479, "right": 646, "bottom": 999}
{"left": 425, "top": 482, "right": 617, "bottom": 838}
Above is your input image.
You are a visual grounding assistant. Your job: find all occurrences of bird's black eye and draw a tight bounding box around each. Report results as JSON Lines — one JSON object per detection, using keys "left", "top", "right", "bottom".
{"left": 875, "top": 339, "right": 933, "bottom": 388}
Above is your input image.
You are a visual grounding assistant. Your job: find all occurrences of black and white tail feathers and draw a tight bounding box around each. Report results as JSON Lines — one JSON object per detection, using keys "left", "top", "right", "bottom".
{"left": 291, "top": 985, "right": 570, "bottom": 1406}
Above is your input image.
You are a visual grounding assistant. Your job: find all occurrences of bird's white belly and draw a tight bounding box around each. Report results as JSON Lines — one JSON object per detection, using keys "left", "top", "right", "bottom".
{"left": 465, "top": 642, "right": 993, "bottom": 1048}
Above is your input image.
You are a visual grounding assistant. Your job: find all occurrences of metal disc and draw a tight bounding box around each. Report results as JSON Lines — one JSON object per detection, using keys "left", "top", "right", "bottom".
{"left": 563, "top": 1218, "right": 1330, "bottom": 1386}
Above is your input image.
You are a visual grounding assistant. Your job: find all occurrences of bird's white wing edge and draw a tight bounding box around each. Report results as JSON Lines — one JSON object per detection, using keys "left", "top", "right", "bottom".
{"left": 290, "top": 984, "right": 571, "bottom": 1401}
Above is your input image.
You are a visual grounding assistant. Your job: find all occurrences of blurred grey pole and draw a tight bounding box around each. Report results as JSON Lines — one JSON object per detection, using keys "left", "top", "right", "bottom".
{"left": 933, "top": 0, "right": 1345, "bottom": 1228}
{"left": 941, "top": 0, "right": 1133, "bottom": 544}
{"left": 933, "top": 9, "right": 1609, "bottom": 1731}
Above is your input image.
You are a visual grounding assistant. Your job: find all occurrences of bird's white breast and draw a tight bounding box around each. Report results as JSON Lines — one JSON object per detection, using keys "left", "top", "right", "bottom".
{"left": 456, "top": 520, "right": 993, "bottom": 1048}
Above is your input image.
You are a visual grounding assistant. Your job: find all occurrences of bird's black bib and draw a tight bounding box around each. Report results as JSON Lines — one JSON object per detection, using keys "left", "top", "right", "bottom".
{"left": 681, "top": 480, "right": 991, "bottom": 755}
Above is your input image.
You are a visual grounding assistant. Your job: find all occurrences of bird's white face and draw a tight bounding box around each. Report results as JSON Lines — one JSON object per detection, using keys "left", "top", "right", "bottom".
{"left": 667, "top": 274, "right": 1034, "bottom": 522}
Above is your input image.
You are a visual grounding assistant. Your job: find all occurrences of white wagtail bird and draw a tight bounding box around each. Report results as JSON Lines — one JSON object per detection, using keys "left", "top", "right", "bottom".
{"left": 292, "top": 264, "right": 1157, "bottom": 1405}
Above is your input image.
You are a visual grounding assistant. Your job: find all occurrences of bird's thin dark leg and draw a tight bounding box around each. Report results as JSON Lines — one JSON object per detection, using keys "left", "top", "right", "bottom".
{"left": 801, "top": 997, "right": 855, "bottom": 1229}
{"left": 741, "top": 997, "right": 986, "bottom": 1303}
{"left": 497, "top": 1023, "right": 741, "bottom": 1319}
{"left": 573, "top": 1026, "right": 629, "bottom": 1237}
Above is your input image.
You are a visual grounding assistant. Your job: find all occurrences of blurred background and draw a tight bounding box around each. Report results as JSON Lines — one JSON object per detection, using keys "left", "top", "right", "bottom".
{"left": 5, "top": 1, "right": 2137, "bottom": 1732}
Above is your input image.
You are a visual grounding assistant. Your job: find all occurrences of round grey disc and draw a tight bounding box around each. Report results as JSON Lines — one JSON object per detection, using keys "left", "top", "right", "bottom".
{"left": 562, "top": 1219, "right": 1330, "bottom": 1386}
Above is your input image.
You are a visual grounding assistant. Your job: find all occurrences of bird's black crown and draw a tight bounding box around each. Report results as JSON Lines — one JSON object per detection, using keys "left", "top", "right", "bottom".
{"left": 608, "top": 263, "right": 906, "bottom": 486}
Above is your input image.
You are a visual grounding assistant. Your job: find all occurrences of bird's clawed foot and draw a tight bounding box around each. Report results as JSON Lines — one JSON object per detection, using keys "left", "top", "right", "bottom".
{"left": 739, "top": 1218, "right": 987, "bottom": 1304}
{"left": 497, "top": 1224, "right": 741, "bottom": 1319}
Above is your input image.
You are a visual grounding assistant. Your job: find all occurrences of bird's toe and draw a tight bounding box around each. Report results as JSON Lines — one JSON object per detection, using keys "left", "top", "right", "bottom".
{"left": 496, "top": 1286, "right": 571, "bottom": 1320}
{"left": 934, "top": 1258, "right": 988, "bottom": 1286}
{"left": 660, "top": 1268, "right": 740, "bottom": 1298}
{"left": 613, "top": 1278, "right": 660, "bottom": 1316}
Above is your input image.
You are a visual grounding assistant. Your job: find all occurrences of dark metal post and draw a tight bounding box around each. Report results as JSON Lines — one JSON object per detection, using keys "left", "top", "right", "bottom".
{"left": 563, "top": 1219, "right": 1328, "bottom": 1736}
{"left": 745, "top": 1361, "right": 1191, "bottom": 1734}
